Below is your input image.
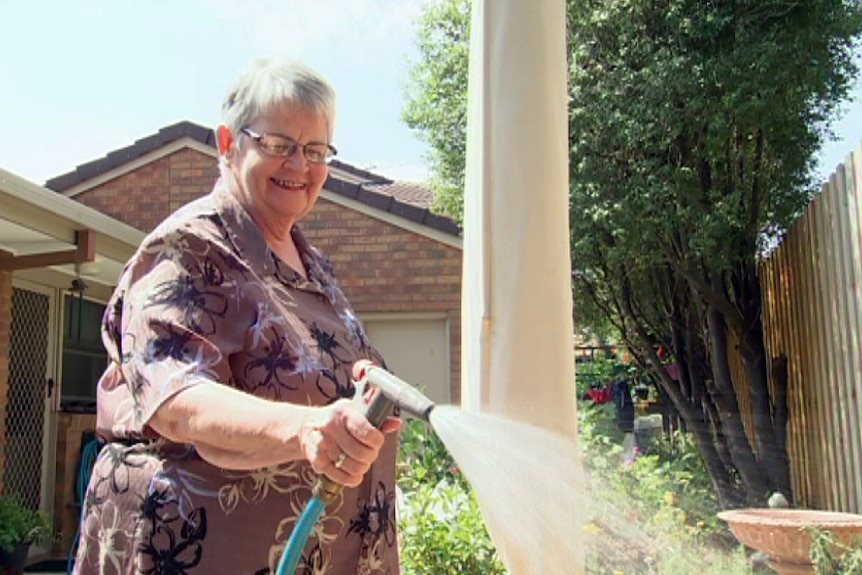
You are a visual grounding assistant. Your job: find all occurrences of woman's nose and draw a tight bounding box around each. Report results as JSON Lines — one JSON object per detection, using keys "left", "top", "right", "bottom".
{"left": 283, "top": 148, "right": 308, "bottom": 170}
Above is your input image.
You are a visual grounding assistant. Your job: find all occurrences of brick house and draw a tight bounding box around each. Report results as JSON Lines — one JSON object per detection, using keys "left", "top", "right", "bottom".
{"left": 0, "top": 121, "right": 462, "bottom": 559}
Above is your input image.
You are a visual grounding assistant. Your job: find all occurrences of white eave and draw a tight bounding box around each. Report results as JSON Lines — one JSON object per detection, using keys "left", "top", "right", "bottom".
{"left": 0, "top": 166, "right": 144, "bottom": 299}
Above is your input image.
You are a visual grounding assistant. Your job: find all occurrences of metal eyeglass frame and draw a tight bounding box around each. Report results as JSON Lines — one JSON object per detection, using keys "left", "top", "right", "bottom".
{"left": 240, "top": 128, "right": 337, "bottom": 164}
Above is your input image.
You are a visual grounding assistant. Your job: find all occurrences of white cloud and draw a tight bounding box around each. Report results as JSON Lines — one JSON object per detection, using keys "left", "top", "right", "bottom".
{"left": 209, "top": 0, "right": 422, "bottom": 58}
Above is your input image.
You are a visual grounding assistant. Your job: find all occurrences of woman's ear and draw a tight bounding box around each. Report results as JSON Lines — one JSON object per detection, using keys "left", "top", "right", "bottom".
{"left": 217, "top": 125, "right": 234, "bottom": 157}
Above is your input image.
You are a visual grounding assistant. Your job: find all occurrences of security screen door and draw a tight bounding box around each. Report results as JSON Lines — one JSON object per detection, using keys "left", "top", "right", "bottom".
{"left": 5, "top": 283, "right": 55, "bottom": 541}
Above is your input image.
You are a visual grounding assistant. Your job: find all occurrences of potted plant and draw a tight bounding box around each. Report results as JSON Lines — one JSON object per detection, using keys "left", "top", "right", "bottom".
{"left": 0, "top": 493, "right": 56, "bottom": 575}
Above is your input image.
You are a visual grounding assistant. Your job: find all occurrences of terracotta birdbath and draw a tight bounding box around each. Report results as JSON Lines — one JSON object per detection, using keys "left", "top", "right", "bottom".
{"left": 718, "top": 508, "right": 862, "bottom": 575}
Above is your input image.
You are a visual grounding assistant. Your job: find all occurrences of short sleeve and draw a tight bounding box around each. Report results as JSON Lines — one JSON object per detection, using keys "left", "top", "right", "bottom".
{"left": 104, "top": 228, "right": 250, "bottom": 435}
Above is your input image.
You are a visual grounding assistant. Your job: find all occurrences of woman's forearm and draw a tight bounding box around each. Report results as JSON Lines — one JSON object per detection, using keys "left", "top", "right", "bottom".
{"left": 146, "top": 379, "right": 392, "bottom": 486}
{"left": 147, "top": 383, "right": 318, "bottom": 466}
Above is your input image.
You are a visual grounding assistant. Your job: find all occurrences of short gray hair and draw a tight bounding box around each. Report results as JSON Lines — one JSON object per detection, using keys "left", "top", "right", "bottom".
{"left": 221, "top": 56, "right": 337, "bottom": 140}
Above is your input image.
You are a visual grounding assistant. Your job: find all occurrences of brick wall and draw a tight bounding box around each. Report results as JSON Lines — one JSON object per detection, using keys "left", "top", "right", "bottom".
{"left": 303, "top": 201, "right": 462, "bottom": 399}
{"left": 74, "top": 149, "right": 219, "bottom": 231}
{"left": 167, "top": 149, "right": 223, "bottom": 214}
{"left": 0, "top": 269, "right": 11, "bottom": 491}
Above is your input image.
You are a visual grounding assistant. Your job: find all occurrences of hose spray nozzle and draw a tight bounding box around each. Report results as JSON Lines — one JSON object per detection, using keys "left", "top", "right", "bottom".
{"left": 314, "top": 362, "right": 436, "bottom": 503}
{"left": 352, "top": 360, "right": 436, "bottom": 423}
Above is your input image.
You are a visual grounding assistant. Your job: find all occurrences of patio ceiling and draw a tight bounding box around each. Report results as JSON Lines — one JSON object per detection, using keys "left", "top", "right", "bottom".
{"left": 0, "top": 167, "right": 144, "bottom": 301}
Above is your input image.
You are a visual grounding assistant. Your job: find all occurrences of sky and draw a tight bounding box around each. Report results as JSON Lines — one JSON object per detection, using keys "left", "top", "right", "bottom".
{"left": 0, "top": 0, "right": 861, "bottom": 188}
{"left": 0, "top": 0, "right": 431, "bottom": 185}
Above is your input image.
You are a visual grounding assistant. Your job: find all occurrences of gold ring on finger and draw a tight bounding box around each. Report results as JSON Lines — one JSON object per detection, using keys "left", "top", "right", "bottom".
{"left": 334, "top": 453, "right": 347, "bottom": 469}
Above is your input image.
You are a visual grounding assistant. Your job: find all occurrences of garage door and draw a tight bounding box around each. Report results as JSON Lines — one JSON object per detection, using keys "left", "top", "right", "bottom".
{"left": 361, "top": 314, "right": 450, "bottom": 404}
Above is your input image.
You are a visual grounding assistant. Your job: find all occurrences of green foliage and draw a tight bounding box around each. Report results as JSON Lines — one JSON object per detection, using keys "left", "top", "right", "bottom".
{"left": 397, "top": 418, "right": 505, "bottom": 574}
{"left": 402, "top": 0, "right": 470, "bottom": 224}
{"left": 567, "top": 0, "right": 862, "bottom": 302}
{"left": 575, "top": 299, "right": 625, "bottom": 345}
{"left": 0, "top": 493, "right": 55, "bottom": 553}
{"left": 810, "top": 528, "right": 862, "bottom": 575}
{"left": 618, "top": 433, "right": 725, "bottom": 536}
{"left": 397, "top": 415, "right": 466, "bottom": 492}
{"left": 398, "top": 482, "right": 505, "bottom": 575}
{"left": 568, "top": 0, "right": 862, "bottom": 270}
{"left": 579, "top": 399, "right": 628, "bottom": 452}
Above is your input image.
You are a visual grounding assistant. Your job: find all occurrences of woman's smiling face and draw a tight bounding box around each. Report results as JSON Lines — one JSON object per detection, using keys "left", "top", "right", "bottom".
{"left": 230, "top": 103, "right": 331, "bottom": 232}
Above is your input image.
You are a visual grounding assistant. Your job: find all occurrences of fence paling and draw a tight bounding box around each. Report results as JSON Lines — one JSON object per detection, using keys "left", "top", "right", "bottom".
{"left": 834, "top": 163, "right": 862, "bottom": 512}
{"left": 820, "top": 180, "right": 849, "bottom": 510}
{"left": 804, "top": 205, "right": 833, "bottom": 510}
{"left": 788, "top": 222, "right": 815, "bottom": 507}
{"left": 779, "top": 243, "right": 809, "bottom": 504}
{"left": 845, "top": 150, "right": 862, "bottom": 511}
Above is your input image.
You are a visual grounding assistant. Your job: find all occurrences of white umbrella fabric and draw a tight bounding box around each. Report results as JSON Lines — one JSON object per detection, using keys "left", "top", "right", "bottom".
{"left": 461, "top": 0, "right": 576, "bottom": 437}
{"left": 457, "top": 1, "right": 585, "bottom": 574}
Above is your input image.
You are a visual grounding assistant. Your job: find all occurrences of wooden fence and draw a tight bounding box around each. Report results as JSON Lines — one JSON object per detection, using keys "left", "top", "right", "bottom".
{"left": 759, "top": 144, "right": 862, "bottom": 513}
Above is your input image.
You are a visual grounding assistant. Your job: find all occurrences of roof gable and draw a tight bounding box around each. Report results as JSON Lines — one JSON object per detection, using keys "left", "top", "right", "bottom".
{"left": 45, "top": 121, "right": 460, "bottom": 240}
{"left": 46, "top": 122, "right": 216, "bottom": 192}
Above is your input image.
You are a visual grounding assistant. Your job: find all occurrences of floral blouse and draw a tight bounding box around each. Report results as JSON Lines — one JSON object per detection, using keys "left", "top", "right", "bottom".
{"left": 73, "top": 180, "right": 399, "bottom": 575}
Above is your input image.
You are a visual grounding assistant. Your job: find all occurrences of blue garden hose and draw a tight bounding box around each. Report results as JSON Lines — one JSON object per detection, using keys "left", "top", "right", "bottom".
{"left": 274, "top": 495, "right": 327, "bottom": 575}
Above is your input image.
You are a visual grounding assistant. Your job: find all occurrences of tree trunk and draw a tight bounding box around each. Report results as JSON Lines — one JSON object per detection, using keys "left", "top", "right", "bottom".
{"left": 706, "top": 304, "right": 769, "bottom": 505}
{"left": 639, "top": 318, "right": 744, "bottom": 507}
{"left": 702, "top": 390, "right": 736, "bottom": 474}
{"left": 737, "top": 319, "right": 792, "bottom": 498}
{"left": 662, "top": 283, "right": 743, "bottom": 506}
{"left": 654, "top": 370, "right": 743, "bottom": 508}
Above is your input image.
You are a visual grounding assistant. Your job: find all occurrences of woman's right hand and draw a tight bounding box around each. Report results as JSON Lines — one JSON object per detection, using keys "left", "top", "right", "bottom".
{"left": 299, "top": 399, "right": 401, "bottom": 487}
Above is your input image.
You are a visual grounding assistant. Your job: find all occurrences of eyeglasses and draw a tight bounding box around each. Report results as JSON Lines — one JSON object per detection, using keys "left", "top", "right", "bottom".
{"left": 240, "top": 128, "right": 337, "bottom": 165}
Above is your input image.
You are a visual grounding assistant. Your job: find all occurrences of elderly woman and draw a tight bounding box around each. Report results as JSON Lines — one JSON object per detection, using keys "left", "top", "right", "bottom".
{"left": 74, "top": 57, "right": 402, "bottom": 575}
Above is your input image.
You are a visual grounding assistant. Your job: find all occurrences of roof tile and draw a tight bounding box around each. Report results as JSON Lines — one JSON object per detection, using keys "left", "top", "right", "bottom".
{"left": 367, "top": 182, "right": 435, "bottom": 208}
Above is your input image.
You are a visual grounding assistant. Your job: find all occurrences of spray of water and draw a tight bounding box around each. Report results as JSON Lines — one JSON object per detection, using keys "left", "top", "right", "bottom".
{"left": 429, "top": 405, "right": 587, "bottom": 575}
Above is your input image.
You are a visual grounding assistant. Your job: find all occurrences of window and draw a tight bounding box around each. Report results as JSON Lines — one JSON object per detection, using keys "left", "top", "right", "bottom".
{"left": 61, "top": 294, "right": 107, "bottom": 412}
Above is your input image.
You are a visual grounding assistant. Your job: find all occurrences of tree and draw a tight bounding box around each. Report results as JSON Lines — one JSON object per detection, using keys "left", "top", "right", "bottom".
{"left": 403, "top": 0, "right": 862, "bottom": 507}
{"left": 567, "top": 0, "right": 862, "bottom": 507}
{"left": 403, "top": 0, "right": 471, "bottom": 225}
